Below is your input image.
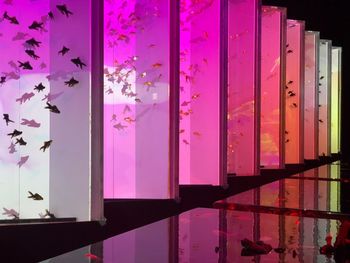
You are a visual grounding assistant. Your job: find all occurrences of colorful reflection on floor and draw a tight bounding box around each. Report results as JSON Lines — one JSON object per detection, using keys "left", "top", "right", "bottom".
{"left": 45, "top": 164, "right": 348, "bottom": 262}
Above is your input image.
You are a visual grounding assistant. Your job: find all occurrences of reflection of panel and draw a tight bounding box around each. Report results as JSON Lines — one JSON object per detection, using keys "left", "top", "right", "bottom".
{"left": 260, "top": 6, "right": 286, "bottom": 168}
{"left": 104, "top": 1, "right": 179, "bottom": 198}
{"left": 179, "top": 209, "right": 221, "bottom": 262}
{"left": 179, "top": 0, "right": 227, "bottom": 185}
{"left": 330, "top": 163, "right": 340, "bottom": 236}
{"left": 331, "top": 47, "right": 342, "bottom": 154}
{"left": 0, "top": 0, "right": 103, "bottom": 221}
{"left": 304, "top": 31, "right": 320, "bottom": 160}
{"left": 104, "top": 218, "right": 171, "bottom": 262}
{"left": 285, "top": 20, "right": 305, "bottom": 164}
{"left": 227, "top": 215, "right": 255, "bottom": 263}
{"left": 227, "top": 0, "right": 260, "bottom": 176}
{"left": 318, "top": 40, "right": 332, "bottom": 156}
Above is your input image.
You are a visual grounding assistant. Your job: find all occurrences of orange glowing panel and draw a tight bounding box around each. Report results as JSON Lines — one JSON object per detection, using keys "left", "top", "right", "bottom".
{"left": 304, "top": 31, "right": 320, "bottom": 160}
{"left": 260, "top": 6, "right": 287, "bottom": 168}
{"left": 285, "top": 20, "right": 305, "bottom": 164}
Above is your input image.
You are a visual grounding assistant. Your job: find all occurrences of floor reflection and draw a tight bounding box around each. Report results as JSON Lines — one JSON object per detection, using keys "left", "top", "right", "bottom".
{"left": 45, "top": 164, "right": 348, "bottom": 262}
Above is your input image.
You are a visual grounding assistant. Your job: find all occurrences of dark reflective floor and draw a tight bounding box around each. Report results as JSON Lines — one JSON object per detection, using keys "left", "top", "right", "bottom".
{"left": 45, "top": 163, "right": 350, "bottom": 263}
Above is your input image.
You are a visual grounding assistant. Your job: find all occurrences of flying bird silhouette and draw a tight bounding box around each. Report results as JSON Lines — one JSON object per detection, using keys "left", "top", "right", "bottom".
{"left": 17, "top": 155, "right": 29, "bottom": 167}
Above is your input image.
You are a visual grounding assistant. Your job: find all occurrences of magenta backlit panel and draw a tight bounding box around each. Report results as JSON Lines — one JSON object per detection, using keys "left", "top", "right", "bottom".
{"left": 260, "top": 6, "right": 287, "bottom": 168}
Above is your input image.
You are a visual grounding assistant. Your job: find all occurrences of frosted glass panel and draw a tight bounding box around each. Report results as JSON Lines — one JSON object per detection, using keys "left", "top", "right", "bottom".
{"left": 285, "top": 20, "right": 305, "bottom": 164}
{"left": 179, "top": 0, "right": 226, "bottom": 185}
{"left": 318, "top": 40, "right": 332, "bottom": 156}
{"left": 304, "top": 31, "right": 319, "bottom": 160}
{"left": 103, "top": 0, "right": 178, "bottom": 198}
{"left": 227, "top": 0, "right": 260, "bottom": 176}
{"left": 260, "top": 6, "right": 286, "bottom": 168}
{"left": 0, "top": 0, "right": 102, "bottom": 221}
{"left": 331, "top": 47, "right": 342, "bottom": 154}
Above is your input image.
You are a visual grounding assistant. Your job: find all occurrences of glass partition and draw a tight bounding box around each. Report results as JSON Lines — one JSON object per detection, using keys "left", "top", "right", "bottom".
{"left": 227, "top": 0, "right": 260, "bottom": 176}
{"left": 331, "top": 47, "right": 342, "bottom": 154}
{"left": 318, "top": 40, "right": 332, "bottom": 156}
{"left": 103, "top": 0, "right": 179, "bottom": 198}
{"left": 285, "top": 20, "right": 305, "bottom": 164}
{"left": 260, "top": 6, "right": 287, "bottom": 168}
{"left": 0, "top": 0, "right": 103, "bottom": 222}
{"left": 179, "top": 0, "right": 227, "bottom": 185}
{"left": 304, "top": 31, "right": 320, "bottom": 160}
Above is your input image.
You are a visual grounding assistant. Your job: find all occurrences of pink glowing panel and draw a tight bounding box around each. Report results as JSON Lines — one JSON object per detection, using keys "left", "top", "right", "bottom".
{"left": 318, "top": 40, "right": 332, "bottom": 156}
{"left": 179, "top": 0, "right": 227, "bottom": 185}
{"left": 285, "top": 20, "right": 305, "bottom": 164}
{"left": 227, "top": 0, "right": 260, "bottom": 176}
{"left": 0, "top": 0, "right": 103, "bottom": 221}
{"left": 304, "top": 31, "right": 320, "bottom": 160}
{"left": 260, "top": 6, "right": 287, "bottom": 168}
{"left": 104, "top": 1, "right": 178, "bottom": 198}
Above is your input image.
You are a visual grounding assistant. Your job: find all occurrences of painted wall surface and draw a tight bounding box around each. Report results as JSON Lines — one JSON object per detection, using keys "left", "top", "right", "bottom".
{"left": 0, "top": 0, "right": 100, "bottom": 221}
{"left": 304, "top": 31, "right": 320, "bottom": 160}
{"left": 318, "top": 40, "right": 332, "bottom": 156}
{"left": 331, "top": 47, "right": 342, "bottom": 154}
{"left": 260, "top": 6, "right": 286, "bottom": 168}
{"left": 227, "top": 0, "right": 260, "bottom": 176}
{"left": 103, "top": 0, "right": 178, "bottom": 198}
{"left": 179, "top": 0, "right": 226, "bottom": 185}
{"left": 285, "top": 20, "right": 305, "bottom": 164}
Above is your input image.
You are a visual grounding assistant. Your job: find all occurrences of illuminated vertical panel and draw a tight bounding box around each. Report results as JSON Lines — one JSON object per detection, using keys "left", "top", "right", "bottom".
{"left": 285, "top": 20, "right": 305, "bottom": 164}
{"left": 0, "top": 0, "right": 103, "bottom": 221}
{"left": 104, "top": 1, "right": 179, "bottom": 198}
{"left": 260, "top": 6, "right": 286, "bottom": 168}
{"left": 318, "top": 40, "right": 332, "bottom": 156}
{"left": 0, "top": 1, "right": 50, "bottom": 220}
{"left": 179, "top": 0, "right": 227, "bottom": 185}
{"left": 331, "top": 47, "right": 342, "bottom": 154}
{"left": 304, "top": 31, "right": 320, "bottom": 160}
{"left": 227, "top": 0, "right": 260, "bottom": 176}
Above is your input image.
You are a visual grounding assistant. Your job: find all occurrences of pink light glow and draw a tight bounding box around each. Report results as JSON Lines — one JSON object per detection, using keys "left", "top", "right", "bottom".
{"left": 227, "top": 0, "right": 260, "bottom": 176}
{"left": 179, "top": 0, "right": 225, "bottom": 185}
{"left": 304, "top": 31, "right": 320, "bottom": 160}
{"left": 103, "top": 0, "right": 176, "bottom": 198}
{"left": 260, "top": 6, "right": 286, "bottom": 168}
{"left": 285, "top": 20, "right": 305, "bottom": 164}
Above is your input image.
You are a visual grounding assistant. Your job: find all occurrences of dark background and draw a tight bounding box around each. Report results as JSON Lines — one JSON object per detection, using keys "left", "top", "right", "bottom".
{"left": 262, "top": 0, "right": 349, "bottom": 159}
